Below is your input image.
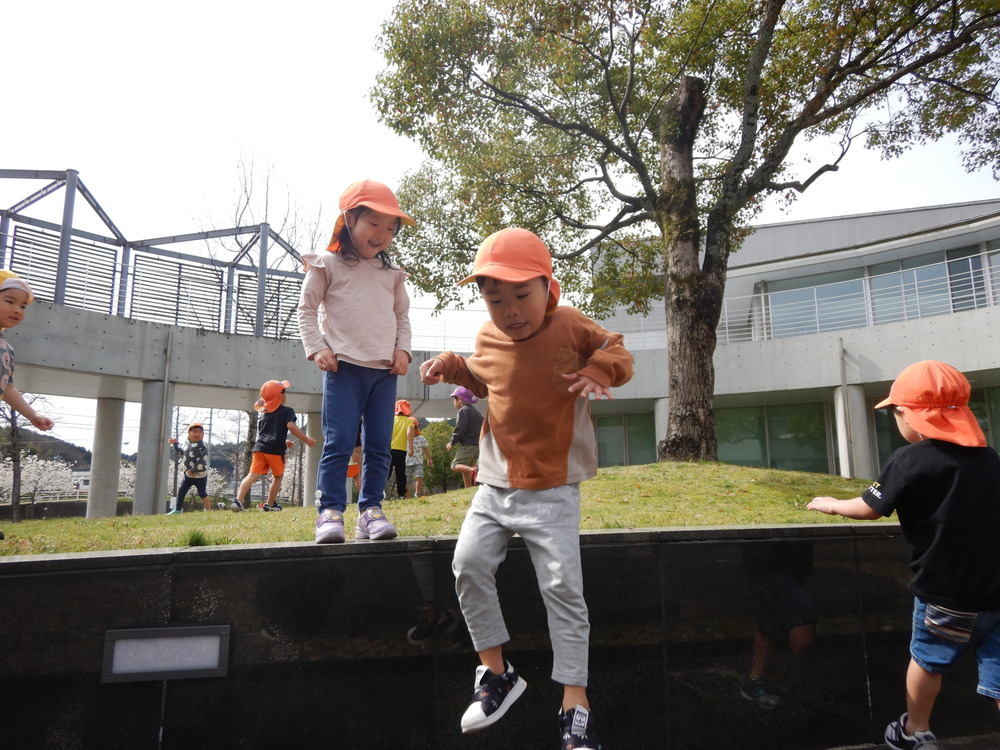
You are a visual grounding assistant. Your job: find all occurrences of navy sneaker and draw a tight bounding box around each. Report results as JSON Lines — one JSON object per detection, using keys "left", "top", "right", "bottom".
{"left": 230, "top": 500, "right": 246, "bottom": 512}
{"left": 460, "top": 662, "right": 527, "bottom": 733}
{"left": 885, "top": 713, "right": 940, "bottom": 749}
{"left": 740, "top": 677, "right": 782, "bottom": 709}
{"left": 560, "top": 705, "right": 603, "bottom": 750}
{"left": 259, "top": 502, "right": 282, "bottom": 511}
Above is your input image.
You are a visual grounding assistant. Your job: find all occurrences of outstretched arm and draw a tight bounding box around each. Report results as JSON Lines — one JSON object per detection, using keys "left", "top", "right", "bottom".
{"left": 287, "top": 422, "right": 318, "bottom": 448}
{"left": 807, "top": 496, "right": 882, "bottom": 520}
{"left": 2, "top": 385, "right": 54, "bottom": 430}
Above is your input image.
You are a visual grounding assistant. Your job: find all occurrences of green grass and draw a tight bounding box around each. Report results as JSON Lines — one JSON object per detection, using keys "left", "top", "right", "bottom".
{"left": 0, "top": 462, "right": 887, "bottom": 557}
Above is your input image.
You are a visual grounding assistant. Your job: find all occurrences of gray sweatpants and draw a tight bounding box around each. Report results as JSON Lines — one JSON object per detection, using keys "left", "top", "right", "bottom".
{"left": 452, "top": 483, "right": 590, "bottom": 686}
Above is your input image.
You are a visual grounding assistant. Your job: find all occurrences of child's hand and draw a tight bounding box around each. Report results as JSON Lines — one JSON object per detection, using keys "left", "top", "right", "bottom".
{"left": 420, "top": 358, "right": 444, "bottom": 384}
{"left": 30, "top": 414, "right": 54, "bottom": 431}
{"left": 313, "top": 348, "right": 338, "bottom": 372}
{"left": 303, "top": 436, "right": 318, "bottom": 448}
{"left": 387, "top": 349, "right": 410, "bottom": 375}
{"left": 563, "top": 373, "right": 614, "bottom": 400}
{"left": 806, "top": 497, "right": 838, "bottom": 514}
{"left": 287, "top": 441, "right": 294, "bottom": 451}
{"left": 169, "top": 438, "right": 177, "bottom": 445}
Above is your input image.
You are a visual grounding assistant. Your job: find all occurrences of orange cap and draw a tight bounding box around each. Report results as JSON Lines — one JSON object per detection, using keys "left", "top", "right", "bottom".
{"left": 458, "top": 228, "right": 560, "bottom": 311}
{"left": 0, "top": 269, "right": 34, "bottom": 303}
{"left": 326, "top": 180, "right": 415, "bottom": 252}
{"left": 874, "top": 360, "right": 986, "bottom": 447}
{"left": 255, "top": 380, "right": 290, "bottom": 414}
{"left": 395, "top": 399, "right": 412, "bottom": 416}
{"left": 188, "top": 422, "right": 204, "bottom": 430}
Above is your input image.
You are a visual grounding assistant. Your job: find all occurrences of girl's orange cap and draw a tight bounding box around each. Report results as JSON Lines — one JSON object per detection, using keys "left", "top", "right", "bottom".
{"left": 326, "top": 180, "right": 414, "bottom": 252}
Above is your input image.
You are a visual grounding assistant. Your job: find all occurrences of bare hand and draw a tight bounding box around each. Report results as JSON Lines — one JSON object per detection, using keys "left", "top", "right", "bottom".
{"left": 806, "top": 497, "right": 838, "bottom": 515}
{"left": 563, "top": 373, "right": 614, "bottom": 400}
{"left": 419, "top": 358, "right": 444, "bottom": 384}
{"left": 314, "top": 348, "right": 338, "bottom": 373}
{"left": 30, "top": 415, "right": 54, "bottom": 431}
{"left": 388, "top": 349, "right": 410, "bottom": 375}
{"left": 303, "top": 436, "right": 318, "bottom": 448}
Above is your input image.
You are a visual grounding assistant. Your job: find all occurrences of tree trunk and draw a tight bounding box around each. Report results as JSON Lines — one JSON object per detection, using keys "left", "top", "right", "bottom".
{"left": 10, "top": 413, "right": 22, "bottom": 523}
{"left": 657, "top": 75, "right": 721, "bottom": 462}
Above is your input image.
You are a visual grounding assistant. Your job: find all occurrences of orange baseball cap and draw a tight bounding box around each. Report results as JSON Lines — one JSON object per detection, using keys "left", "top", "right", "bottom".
{"left": 0, "top": 269, "right": 34, "bottom": 303}
{"left": 458, "top": 228, "right": 561, "bottom": 311}
{"left": 255, "top": 380, "right": 290, "bottom": 414}
{"left": 395, "top": 399, "right": 412, "bottom": 416}
{"left": 326, "top": 180, "right": 415, "bottom": 252}
{"left": 874, "top": 360, "right": 986, "bottom": 447}
{"left": 188, "top": 422, "right": 204, "bottom": 429}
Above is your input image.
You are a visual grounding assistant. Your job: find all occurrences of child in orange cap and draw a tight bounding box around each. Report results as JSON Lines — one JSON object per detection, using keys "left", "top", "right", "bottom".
{"left": 297, "top": 180, "right": 414, "bottom": 543}
{"left": 808, "top": 360, "right": 1000, "bottom": 750}
{"left": 0, "top": 270, "right": 53, "bottom": 432}
{"left": 389, "top": 399, "right": 416, "bottom": 499}
{"left": 231, "top": 380, "right": 317, "bottom": 511}
{"left": 420, "top": 228, "right": 633, "bottom": 750}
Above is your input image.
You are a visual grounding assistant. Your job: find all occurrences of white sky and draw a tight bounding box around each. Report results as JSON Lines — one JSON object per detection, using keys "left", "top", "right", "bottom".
{"left": 4, "top": 0, "right": 999, "bottom": 452}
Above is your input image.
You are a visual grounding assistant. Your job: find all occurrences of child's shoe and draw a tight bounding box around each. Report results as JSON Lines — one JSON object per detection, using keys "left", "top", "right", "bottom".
{"left": 230, "top": 500, "right": 246, "bottom": 512}
{"left": 355, "top": 507, "right": 398, "bottom": 540}
{"left": 259, "top": 502, "right": 282, "bottom": 511}
{"left": 560, "top": 705, "right": 603, "bottom": 750}
{"left": 461, "top": 662, "right": 526, "bottom": 733}
{"left": 315, "top": 509, "right": 345, "bottom": 544}
{"left": 740, "top": 677, "right": 782, "bottom": 709}
{"left": 884, "top": 712, "right": 940, "bottom": 750}
{"left": 166, "top": 508, "right": 183, "bottom": 515}
{"left": 407, "top": 608, "right": 457, "bottom": 645}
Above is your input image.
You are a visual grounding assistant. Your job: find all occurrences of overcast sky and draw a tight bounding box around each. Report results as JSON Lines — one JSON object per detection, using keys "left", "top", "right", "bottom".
{"left": 4, "top": 0, "right": 999, "bottom": 452}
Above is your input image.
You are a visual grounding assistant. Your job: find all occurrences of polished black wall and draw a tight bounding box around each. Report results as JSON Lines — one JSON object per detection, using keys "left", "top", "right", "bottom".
{"left": 0, "top": 525, "right": 995, "bottom": 749}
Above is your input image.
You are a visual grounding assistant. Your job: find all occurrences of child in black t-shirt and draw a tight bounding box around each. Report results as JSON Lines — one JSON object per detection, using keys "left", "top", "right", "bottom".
{"left": 232, "top": 380, "right": 316, "bottom": 511}
{"left": 808, "top": 360, "right": 1000, "bottom": 750}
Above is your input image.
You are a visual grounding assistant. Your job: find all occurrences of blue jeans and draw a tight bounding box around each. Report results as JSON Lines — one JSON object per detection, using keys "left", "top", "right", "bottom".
{"left": 316, "top": 361, "right": 396, "bottom": 513}
{"left": 910, "top": 597, "right": 1000, "bottom": 699}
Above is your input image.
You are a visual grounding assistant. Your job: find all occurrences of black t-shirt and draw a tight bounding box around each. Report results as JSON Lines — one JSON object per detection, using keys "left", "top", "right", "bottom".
{"left": 254, "top": 404, "right": 297, "bottom": 455}
{"left": 863, "top": 439, "right": 1000, "bottom": 610}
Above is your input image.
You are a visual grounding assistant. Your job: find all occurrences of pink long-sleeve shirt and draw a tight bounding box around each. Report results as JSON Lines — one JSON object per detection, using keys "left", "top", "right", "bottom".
{"left": 297, "top": 252, "right": 411, "bottom": 368}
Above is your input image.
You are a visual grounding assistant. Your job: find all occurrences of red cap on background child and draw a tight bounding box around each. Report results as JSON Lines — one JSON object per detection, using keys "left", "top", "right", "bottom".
{"left": 874, "top": 360, "right": 986, "bottom": 447}
{"left": 458, "top": 228, "right": 560, "bottom": 311}
{"left": 0, "top": 269, "right": 34, "bottom": 303}
{"left": 395, "top": 399, "right": 412, "bottom": 416}
{"left": 255, "top": 380, "right": 290, "bottom": 414}
{"left": 326, "top": 180, "right": 415, "bottom": 253}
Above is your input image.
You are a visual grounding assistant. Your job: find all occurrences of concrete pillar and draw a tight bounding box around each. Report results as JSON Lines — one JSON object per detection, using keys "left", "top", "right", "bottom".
{"left": 834, "top": 384, "right": 875, "bottom": 480}
{"left": 134, "top": 380, "right": 174, "bottom": 515}
{"left": 654, "top": 397, "right": 669, "bottom": 455}
{"left": 305, "top": 411, "right": 321, "bottom": 509}
{"left": 86, "top": 398, "right": 124, "bottom": 519}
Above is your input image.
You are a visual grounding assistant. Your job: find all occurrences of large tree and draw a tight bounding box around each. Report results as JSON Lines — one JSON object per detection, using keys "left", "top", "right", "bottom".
{"left": 375, "top": 0, "right": 1000, "bottom": 461}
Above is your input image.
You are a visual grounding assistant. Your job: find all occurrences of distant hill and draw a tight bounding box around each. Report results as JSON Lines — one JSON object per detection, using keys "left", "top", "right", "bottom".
{"left": 0, "top": 428, "right": 93, "bottom": 469}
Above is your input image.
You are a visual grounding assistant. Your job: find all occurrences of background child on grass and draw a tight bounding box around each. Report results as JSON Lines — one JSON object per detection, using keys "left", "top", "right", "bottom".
{"left": 297, "top": 180, "right": 414, "bottom": 544}
{"left": 420, "top": 228, "right": 633, "bottom": 750}
{"left": 808, "top": 360, "right": 1000, "bottom": 750}
{"left": 406, "top": 419, "right": 432, "bottom": 498}
{"left": 232, "top": 380, "right": 316, "bottom": 511}
{"left": 167, "top": 421, "right": 211, "bottom": 513}
{"left": 446, "top": 386, "right": 483, "bottom": 488}
{"left": 0, "top": 270, "right": 53, "bottom": 432}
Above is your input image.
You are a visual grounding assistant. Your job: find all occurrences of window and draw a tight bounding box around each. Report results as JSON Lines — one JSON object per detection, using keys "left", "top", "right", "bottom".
{"left": 595, "top": 414, "right": 657, "bottom": 467}
{"left": 716, "top": 403, "right": 830, "bottom": 473}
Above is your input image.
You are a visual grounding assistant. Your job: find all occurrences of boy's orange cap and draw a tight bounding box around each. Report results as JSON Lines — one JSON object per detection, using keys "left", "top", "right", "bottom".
{"left": 326, "top": 180, "right": 415, "bottom": 252}
{"left": 874, "top": 360, "right": 986, "bottom": 447}
{"left": 458, "top": 228, "right": 560, "bottom": 311}
{"left": 255, "top": 380, "right": 290, "bottom": 414}
{"left": 0, "top": 269, "right": 34, "bottom": 303}
{"left": 395, "top": 399, "right": 412, "bottom": 416}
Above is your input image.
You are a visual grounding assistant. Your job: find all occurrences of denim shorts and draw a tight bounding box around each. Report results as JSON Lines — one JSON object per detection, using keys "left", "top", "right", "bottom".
{"left": 909, "top": 597, "right": 1000, "bottom": 699}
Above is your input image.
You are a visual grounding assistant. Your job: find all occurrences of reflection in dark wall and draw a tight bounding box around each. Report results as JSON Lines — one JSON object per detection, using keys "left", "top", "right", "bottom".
{"left": 0, "top": 528, "right": 997, "bottom": 749}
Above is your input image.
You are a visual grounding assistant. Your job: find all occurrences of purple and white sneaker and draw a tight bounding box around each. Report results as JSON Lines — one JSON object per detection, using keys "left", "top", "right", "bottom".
{"left": 315, "top": 509, "right": 345, "bottom": 544}
{"left": 356, "top": 507, "right": 398, "bottom": 540}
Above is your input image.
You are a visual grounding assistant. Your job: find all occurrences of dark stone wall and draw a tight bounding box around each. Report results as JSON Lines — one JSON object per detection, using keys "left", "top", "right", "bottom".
{"left": 0, "top": 525, "right": 995, "bottom": 749}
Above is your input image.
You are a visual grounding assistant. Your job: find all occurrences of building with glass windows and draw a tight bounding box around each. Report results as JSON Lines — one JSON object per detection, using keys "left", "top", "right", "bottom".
{"left": 593, "top": 198, "right": 1000, "bottom": 479}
